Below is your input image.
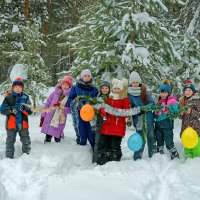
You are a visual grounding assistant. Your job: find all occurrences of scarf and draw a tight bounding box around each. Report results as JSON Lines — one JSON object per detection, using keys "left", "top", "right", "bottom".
{"left": 109, "top": 92, "right": 120, "bottom": 100}
{"left": 76, "top": 79, "right": 96, "bottom": 91}
{"left": 50, "top": 96, "right": 69, "bottom": 128}
{"left": 128, "top": 87, "right": 141, "bottom": 96}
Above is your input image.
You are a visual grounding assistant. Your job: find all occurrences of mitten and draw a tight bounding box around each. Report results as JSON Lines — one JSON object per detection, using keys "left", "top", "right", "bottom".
{"left": 39, "top": 117, "right": 45, "bottom": 127}
{"left": 10, "top": 106, "right": 17, "bottom": 115}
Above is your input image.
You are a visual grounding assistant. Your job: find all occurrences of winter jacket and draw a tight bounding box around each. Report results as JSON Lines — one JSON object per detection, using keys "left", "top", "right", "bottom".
{"left": 180, "top": 94, "right": 200, "bottom": 136}
{"left": 100, "top": 97, "right": 130, "bottom": 137}
{"left": 155, "top": 96, "right": 178, "bottom": 129}
{"left": 0, "top": 91, "right": 32, "bottom": 130}
{"left": 128, "top": 92, "right": 155, "bottom": 127}
{"left": 41, "top": 85, "right": 71, "bottom": 139}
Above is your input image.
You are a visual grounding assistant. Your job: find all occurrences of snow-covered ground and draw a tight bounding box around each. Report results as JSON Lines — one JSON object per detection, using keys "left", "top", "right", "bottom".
{"left": 0, "top": 95, "right": 200, "bottom": 200}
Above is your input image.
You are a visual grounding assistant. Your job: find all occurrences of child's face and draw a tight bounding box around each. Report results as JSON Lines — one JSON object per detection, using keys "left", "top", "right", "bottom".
{"left": 13, "top": 86, "right": 23, "bottom": 94}
{"left": 61, "top": 83, "right": 70, "bottom": 90}
{"left": 184, "top": 88, "right": 193, "bottom": 98}
{"left": 113, "top": 87, "right": 121, "bottom": 94}
{"left": 131, "top": 82, "right": 140, "bottom": 87}
{"left": 160, "top": 91, "right": 168, "bottom": 99}
{"left": 82, "top": 75, "right": 91, "bottom": 82}
{"left": 101, "top": 86, "right": 109, "bottom": 94}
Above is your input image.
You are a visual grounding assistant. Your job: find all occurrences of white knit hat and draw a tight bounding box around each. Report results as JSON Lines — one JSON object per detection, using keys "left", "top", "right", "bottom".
{"left": 129, "top": 71, "right": 141, "bottom": 84}
{"left": 112, "top": 78, "right": 128, "bottom": 90}
{"left": 81, "top": 69, "right": 92, "bottom": 78}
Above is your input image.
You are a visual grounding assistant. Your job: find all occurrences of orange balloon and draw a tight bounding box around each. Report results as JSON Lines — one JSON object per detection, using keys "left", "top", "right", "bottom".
{"left": 80, "top": 104, "right": 94, "bottom": 121}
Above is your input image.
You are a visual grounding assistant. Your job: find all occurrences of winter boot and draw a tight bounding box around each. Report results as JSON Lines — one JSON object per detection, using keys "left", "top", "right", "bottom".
{"left": 169, "top": 147, "right": 179, "bottom": 160}
{"left": 54, "top": 137, "right": 61, "bottom": 143}
{"left": 157, "top": 146, "right": 164, "bottom": 154}
{"left": 44, "top": 134, "right": 52, "bottom": 143}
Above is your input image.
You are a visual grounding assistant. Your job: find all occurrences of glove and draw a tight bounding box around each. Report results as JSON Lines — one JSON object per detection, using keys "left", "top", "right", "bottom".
{"left": 20, "top": 105, "right": 25, "bottom": 111}
{"left": 100, "top": 107, "right": 106, "bottom": 118}
{"left": 54, "top": 102, "right": 60, "bottom": 107}
{"left": 39, "top": 117, "right": 45, "bottom": 127}
{"left": 10, "top": 106, "right": 17, "bottom": 115}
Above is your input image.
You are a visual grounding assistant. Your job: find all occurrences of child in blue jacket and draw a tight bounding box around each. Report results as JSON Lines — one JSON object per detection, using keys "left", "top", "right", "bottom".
{"left": 67, "top": 69, "right": 98, "bottom": 148}
{"left": 154, "top": 80, "right": 179, "bottom": 159}
{"left": 128, "top": 71, "right": 156, "bottom": 160}
{"left": 0, "top": 78, "right": 32, "bottom": 158}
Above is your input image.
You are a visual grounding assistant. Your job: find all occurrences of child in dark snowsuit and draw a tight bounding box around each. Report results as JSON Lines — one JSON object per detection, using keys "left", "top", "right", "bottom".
{"left": 0, "top": 78, "right": 32, "bottom": 158}
{"left": 97, "top": 78, "right": 130, "bottom": 165}
{"left": 154, "top": 80, "right": 179, "bottom": 160}
{"left": 67, "top": 69, "right": 98, "bottom": 148}
{"left": 128, "top": 71, "right": 156, "bottom": 160}
{"left": 92, "top": 80, "right": 110, "bottom": 163}
{"left": 179, "top": 80, "right": 200, "bottom": 158}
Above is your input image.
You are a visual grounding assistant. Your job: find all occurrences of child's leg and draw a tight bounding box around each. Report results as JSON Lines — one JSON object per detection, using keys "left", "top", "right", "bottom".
{"left": 146, "top": 123, "right": 157, "bottom": 158}
{"left": 6, "top": 130, "right": 17, "bottom": 158}
{"left": 133, "top": 130, "right": 145, "bottom": 161}
{"left": 92, "top": 132, "right": 101, "bottom": 163}
{"left": 18, "top": 129, "right": 31, "bottom": 155}
{"left": 111, "top": 136, "right": 122, "bottom": 161}
{"left": 78, "top": 117, "right": 87, "bottom": 145}
{"left": 155, "top": 128, "right": 164, "bottom": 154}
{"left": 86, "top": 122, "right": 95, "bottom": 148}
{"left": 163, "top": 129, "right": 179, "bottom": 159}
{"left": 96, "top": 134, "right": 112, "bottom": 165}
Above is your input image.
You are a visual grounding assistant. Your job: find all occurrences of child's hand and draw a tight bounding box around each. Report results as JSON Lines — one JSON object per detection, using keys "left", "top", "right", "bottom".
{"left": 59, "top": 105, "right": 65, "bottom": 110}
{"left": 187, "top": 108, "right": 191, "bottom": 115}
{"left": 39, "top": 117, "right": 44, "bottom": 127}
{"left": 10, "top": 106, "right": 17, "bottom": 114}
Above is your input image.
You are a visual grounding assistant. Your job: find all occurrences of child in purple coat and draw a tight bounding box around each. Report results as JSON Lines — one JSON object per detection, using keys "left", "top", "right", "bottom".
{"left": 40, "top": 76, "right": 73, "bottom": 143}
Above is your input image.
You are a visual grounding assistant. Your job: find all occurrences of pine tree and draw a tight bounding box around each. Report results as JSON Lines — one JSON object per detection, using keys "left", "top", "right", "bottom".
{"left": 172, "top": 0, "right": 200, "bottom": 89}
{"left": 1, "top": 22, "right": 50, "bottom": 107}
{"left": 59, "top": 0, "right": 180, "bottom": 89}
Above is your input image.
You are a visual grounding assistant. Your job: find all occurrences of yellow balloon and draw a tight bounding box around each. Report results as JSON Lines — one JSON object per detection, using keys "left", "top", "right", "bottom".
{"left": 181, "top": 127, "right": 198, "bottom": 149}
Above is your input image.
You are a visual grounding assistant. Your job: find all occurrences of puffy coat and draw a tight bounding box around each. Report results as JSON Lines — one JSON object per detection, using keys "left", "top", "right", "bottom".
{"left": 0, "top": 91, "right": 32, "bottom": 130}
{"left": 100, "top": 97, "right": 130, "bottom": 137}
{"left": 41, "top": 85, "right": 71, "bottom": 139}
{"left": 180, "top": 94, "right": 200, "bottom": 136}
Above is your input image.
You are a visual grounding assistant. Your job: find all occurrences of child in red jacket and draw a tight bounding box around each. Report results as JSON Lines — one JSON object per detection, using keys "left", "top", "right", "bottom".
{"left": 97, "top": 78, "right": 130, "bottom": 165}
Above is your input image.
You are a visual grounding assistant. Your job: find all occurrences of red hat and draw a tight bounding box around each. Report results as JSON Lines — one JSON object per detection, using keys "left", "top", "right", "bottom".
{"left": 60, "top": 76, "right": 73, "bottom": 88}
{"left": 184, "top": 79, "right": 196, "bottom": 93}
{"left": 12, "top": 78, "right": 24, "bottom": 90}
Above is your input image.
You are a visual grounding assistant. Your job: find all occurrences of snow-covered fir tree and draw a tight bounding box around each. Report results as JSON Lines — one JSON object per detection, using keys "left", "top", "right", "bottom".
{"left": 172, "top": 0, "right": 200, "bottom": 91}
{"left": 1, "top": 22, "right": 50, "bottom": 107}
{"left": 59, "top": 0, "right": 181, "bottom": 90}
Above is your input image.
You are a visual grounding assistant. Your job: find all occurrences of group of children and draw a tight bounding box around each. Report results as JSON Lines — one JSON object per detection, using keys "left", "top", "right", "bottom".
{"left": 0, "top": 70, "right": 199, "bottom": 163}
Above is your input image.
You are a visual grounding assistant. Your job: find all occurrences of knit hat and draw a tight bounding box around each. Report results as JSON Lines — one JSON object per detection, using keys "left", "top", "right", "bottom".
{"left": 60, "top": 75, "right": 73, "bottom": 88}
{"left": 129, "top": 71, "right": 142, "bottom": 85}
{"left": 12, "top": 78, "right": 24, "bottom": 90}
{"left": 184, "top": 79, "right": 196, "bottom": 93}
{"left": 112, "top": 78, "right": 128, "bottom": 90}
{"left": 81, "top": 69, "right": 92, "bottom": 79}
{"left": 159, "top": 79, "right": 172, "bottom": 95}
{"left": 100, "top": 80, "right": 111, "bottom": 89}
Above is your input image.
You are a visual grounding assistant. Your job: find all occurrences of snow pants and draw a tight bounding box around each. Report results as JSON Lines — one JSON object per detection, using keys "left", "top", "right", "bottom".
{"left": 77, "top": 115, "right": 95, "bottom": 148}
{"left": 96, "top": 134, "right": 122, "bottom": 165}
{"left": 6, "top": 129, "right": 31, "bottom": 159}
